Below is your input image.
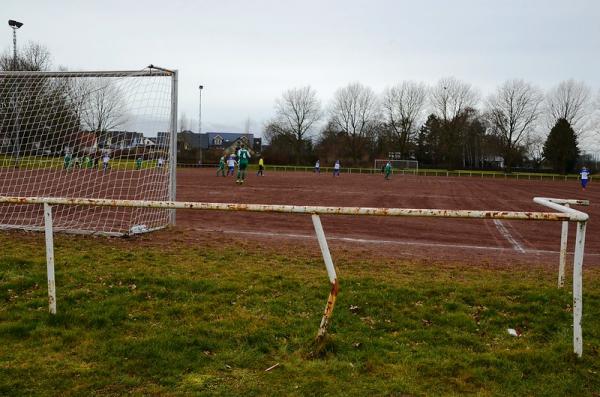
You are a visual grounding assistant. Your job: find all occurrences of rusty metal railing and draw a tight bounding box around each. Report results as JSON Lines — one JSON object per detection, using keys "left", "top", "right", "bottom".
{"left": 0, "top": 195, "right": 590, "bottom": 357}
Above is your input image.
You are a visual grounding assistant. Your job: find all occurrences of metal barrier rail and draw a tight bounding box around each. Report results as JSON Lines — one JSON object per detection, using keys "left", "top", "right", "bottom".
{"left": 0, "top": 196, "right": 590, "bottom": 356}
{"left": 177, "top": 164, "right": 590, "bottom": 182}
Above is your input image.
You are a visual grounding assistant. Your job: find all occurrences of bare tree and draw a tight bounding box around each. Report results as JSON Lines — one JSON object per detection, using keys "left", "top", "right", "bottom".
{"left": 593, "top": 89, "right": 600, "bottom": 142}
{"left": 429, "top": 77, "right": 479, "bottom": 122}
{"left": 330, "top": 82, "right": 379, "bottom": 164}
{"left": 486, "top": 79, "right": 543, "bottom": 171}
{"left": 0, "top": 41, "right": 52, "bottom": 71}
{"left": 269, "top": 86, "right": 321, "bottom": 163}
{"left": 428, "top": 77, "right": 479, "bottom": 168}
{"left": 81, "top": 79, "right": 128, "bottom": 133}
{"left": 244, "top": 117, "right": 254, "bottom": 136}
{"left": 525, "top": 133, "right": 546, "bottom": 169}
{"left": 545, "top": 79, "right": 592, "bottom": 135}
{"left": 178, "top": 112, "right": 190, "bottom": 131}
{"left": 382, "top": 81, "right": 427, "bottom": 157}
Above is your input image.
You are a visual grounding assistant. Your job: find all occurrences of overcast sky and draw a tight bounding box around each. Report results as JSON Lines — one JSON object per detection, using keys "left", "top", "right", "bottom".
{"left": 3, "top": 0, "right": 600, "bottom": 147}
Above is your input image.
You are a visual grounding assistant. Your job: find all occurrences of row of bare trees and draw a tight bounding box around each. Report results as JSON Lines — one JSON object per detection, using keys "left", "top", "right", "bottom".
{"left": 264, "top": 78, "right": 597, "bottom": 171}
{"left": 1, "top": 42, "right": 128, "bottom": 157}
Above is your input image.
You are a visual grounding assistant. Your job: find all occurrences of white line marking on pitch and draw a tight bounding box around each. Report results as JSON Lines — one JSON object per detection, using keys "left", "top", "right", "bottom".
{"left": 493, "top": 220, "right": 526, "bottom": 253}
{"left": 191, "top": 227, "right": 600, "bottom": 256}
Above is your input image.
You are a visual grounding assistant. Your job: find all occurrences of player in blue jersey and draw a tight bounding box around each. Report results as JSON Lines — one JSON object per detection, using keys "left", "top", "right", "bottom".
{"left": 580, "top": 166, "right": 590, "bottom": 190}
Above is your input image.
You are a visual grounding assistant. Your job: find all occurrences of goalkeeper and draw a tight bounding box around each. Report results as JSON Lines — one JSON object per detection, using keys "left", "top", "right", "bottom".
{"left": 236, "top": 144, "right": 251, "bottom": 184}
{"left": 384, "top": 161, "right": 392, "bottom": 180}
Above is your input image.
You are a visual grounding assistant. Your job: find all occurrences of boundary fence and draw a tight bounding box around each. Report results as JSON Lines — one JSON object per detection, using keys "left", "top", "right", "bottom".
{"left": 177, "top": 163, "right": 589, "bottom": 182}
{"left": 0, "top": 196, "right": 589, "bottom": 357}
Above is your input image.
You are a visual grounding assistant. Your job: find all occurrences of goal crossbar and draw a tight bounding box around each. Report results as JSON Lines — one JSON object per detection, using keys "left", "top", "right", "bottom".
{"left": 0, "top": 195, "right": 589, "bottom": 357}
{"left": 0, "top": 66, "right": 174, "bottom": 78}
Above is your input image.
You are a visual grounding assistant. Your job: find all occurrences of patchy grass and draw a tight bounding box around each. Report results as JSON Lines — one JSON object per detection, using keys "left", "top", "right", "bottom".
{"left": 0, "top": 155, "right": 158, "bottom": 171}
{"left": 1, "top": 232, "right": 599, "bottom": 396}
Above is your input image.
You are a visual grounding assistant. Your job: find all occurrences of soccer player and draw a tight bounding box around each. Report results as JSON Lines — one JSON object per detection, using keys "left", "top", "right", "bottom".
{"left": 216, "top": 156, "right": 226, "bottom": 177}
{"left": 384, "top": 161, "right": 392, "bottom": 180}
{"left": 236, "top": 144, "right": 251, "bottom": 184}
{"left": 580, "top": 166, "right": 590, "bottom": 190}
{"left": 226, "top": 155, "right": 236, "bottom": 176}
{"left": 157, "top": 157, "right": 165, "bottom": 167}
{"left": 135, "top": 157, "right": 143, "bottom": 170}
{"left": 83, "top": 155, "right": 92, "bottom": 169}
{"left": 257, "top": 156, "right": 265, "bottom": 176}
{"left": 333, "top": 160, "right": 340, "bottom": 177}
{"left": 63, "top": 152, "right": 72, "bottom": 170}
{"left": 102, "top": 153, "right": 110, "bottom": 173}
{"left": 315, "top": 160, "right": 320, "bottom": 173}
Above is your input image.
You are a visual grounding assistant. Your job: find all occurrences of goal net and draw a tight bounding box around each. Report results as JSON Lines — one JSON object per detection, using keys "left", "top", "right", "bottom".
{"left": 374, "top": 159, "right": 419, "bottom": 171}
{"left": 0, "top": 67, "right": 177, "bottom": 236}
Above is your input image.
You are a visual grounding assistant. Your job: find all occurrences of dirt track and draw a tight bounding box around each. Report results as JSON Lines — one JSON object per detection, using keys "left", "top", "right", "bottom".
{"left": 172, "top": 168, "right": 600, "bottom": 266}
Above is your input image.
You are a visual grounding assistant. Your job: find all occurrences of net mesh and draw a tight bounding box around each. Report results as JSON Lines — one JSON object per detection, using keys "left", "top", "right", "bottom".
{"left": 0, "top": 68, "right": 175, "bottom": 235}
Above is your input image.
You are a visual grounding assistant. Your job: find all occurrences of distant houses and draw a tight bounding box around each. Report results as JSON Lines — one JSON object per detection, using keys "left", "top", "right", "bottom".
{"left": 68, "top": 130, "right": 261, "bottom": 162}
{"left": 199, "top": 132, "right": 261, "bottom": 152}
{"left": 0, "top": 127, "right": 259, "bottom": 164}
{"left": 61, "top": 131, "right": 159, "bottom": 156}
{"left": 173, "top": 130, "right": 262, "bottom": 164}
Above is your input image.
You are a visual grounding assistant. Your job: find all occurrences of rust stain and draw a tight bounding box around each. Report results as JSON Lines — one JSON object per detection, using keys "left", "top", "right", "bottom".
{"left": 316, "top": 279, "right": 340, "bottom": 340}
{"left": 0, "top": 196, "right": 584, "bottom": 221}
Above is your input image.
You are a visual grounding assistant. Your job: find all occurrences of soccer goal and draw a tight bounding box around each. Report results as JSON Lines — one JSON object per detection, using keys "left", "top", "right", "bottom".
{"left": 0, "top": 66, "right": 178, "bottom": 235}
{"left": 374, "top": 159, "right": 419, "bottom": 171}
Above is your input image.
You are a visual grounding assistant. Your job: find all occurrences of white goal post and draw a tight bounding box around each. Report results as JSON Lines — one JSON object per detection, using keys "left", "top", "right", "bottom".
{"left": 0, "top": 66, "right": 178, "bottom": 235}
{"left": 374, "top": 159, "right": 419, "bottom": 171}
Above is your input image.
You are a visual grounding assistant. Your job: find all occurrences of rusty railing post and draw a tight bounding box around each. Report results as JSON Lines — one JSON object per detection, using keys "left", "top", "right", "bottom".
{"left": 311, "top": 214, "right": 339, "bottom": 342}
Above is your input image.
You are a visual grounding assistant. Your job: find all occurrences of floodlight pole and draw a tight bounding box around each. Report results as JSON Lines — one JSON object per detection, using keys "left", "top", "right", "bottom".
{"left": 9, "top": 20, "right": 23, "bottom": 167}
{"left": 198, "top": 85, "right": 203, "bottom": 134}
{"left": 12, "top": 27, "right": 17, "bottom": 69}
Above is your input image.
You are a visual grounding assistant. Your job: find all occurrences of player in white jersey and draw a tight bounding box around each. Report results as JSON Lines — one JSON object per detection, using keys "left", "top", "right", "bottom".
{"left": 333, "top": 160, "right": 340, "bottom": 177}
{"left": 226, "top": 155, "right": 237, "bottom": 176}
{"left": 580, "top": 167, "right": 590, "bottom": 190}
{"left": 102, "top": 153, "right": 110, "bottom": 173}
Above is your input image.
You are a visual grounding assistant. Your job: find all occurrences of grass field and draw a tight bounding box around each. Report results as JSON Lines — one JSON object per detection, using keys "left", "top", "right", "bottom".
{"left": 0, "top": 155, "right": 159, "bottom": 171}
{"left": 1, "top": 231, "right": 599, "bottom": 396}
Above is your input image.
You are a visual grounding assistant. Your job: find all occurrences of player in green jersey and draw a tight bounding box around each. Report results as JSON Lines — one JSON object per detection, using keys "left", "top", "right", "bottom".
{"left": 236, "top": 144, "right": 251, "bottom": 184}
{"left": 63, "top": 152, "right": 72, "bottom": 170}
{"left": 217, "top": 156, "right": 226, "bottom": 177}
{"left": 384, "top": 161, "right": 392, "bottom": 180}
{"left": 83, "top": 155, "right": 92, "bottom": 169}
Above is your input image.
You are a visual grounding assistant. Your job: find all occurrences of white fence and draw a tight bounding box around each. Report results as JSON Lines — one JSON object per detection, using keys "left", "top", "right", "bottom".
{"left": 183, "top": 163, "right": 591, "bottom": 182}
{"left": 0, "top": 196, "right": 589, "bottom": 357}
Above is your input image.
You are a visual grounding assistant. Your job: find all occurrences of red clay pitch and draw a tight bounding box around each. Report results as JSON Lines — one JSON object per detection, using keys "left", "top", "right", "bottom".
{"left": 174, "top": 168, "right": 600, "bottom": 266}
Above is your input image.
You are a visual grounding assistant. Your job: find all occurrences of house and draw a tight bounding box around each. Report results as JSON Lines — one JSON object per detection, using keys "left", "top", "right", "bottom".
{"left": 97, "top": 131, "right": 143, "bottom": 150}
{"left": 156, "top": 132, "right": 171, "bottom": 148}
{"left": 141, "top": 137, "right": 156, "bottom": 147}
{"left": 178, "top": 130, "right": 203, "bottom": 151}
{"left": 200, "top": 132, "right": 261, "bottom": 152}
{"left": 153, "top": 131, "right": 262, "bottom": 156}
{"left": 74, "top": 131, "right": 98, "bottom": 154}
{"left": 483, "top": 155, "right": 504, "bottom": 169}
